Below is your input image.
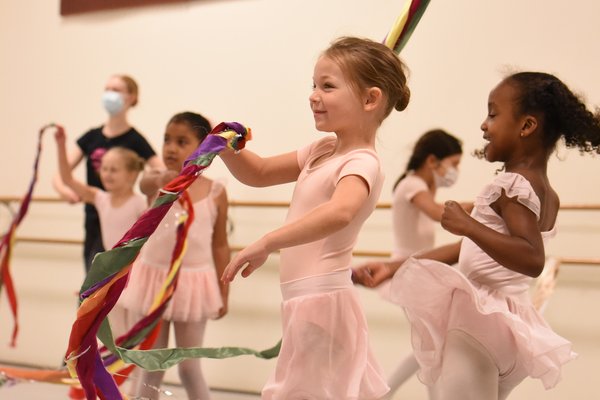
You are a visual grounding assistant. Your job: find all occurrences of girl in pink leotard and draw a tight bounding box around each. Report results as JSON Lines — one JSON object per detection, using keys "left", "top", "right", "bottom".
{"left": 220, "top": 37, "right": 411, "bottom": 399}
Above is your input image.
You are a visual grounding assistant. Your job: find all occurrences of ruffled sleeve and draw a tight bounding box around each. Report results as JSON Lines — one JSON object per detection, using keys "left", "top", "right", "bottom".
{"left": 475, "top": 172, "right": 541, "bottom": 219}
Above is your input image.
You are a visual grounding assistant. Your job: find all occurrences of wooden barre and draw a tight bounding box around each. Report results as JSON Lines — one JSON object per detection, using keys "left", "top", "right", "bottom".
{"left": 1, "top": 196, "right": 599, "bottom": 211}
{"left": 12, "top": 236, "right": 600, "bottom": 266}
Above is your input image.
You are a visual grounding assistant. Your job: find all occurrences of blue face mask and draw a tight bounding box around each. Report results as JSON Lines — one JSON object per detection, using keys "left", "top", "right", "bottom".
{"left": 102, "top": 90, "right": 124, "bottom": 115}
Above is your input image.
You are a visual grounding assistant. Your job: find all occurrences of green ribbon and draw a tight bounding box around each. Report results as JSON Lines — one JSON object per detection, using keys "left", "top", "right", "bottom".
{"left": 116, "top": 340, "right": 281, "bottom": 371}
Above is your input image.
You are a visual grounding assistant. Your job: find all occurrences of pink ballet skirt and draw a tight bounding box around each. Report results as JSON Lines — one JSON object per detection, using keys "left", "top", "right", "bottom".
{"left": 388, "top": 258, "right": 575, "bottom": 389}
{"left": 262, "top": 269, "right": 389, "bottom": 400}
{"left": 120, "top": 262, "right": 223, "bottom": 321}
{"left": 386, "top": 173, "right": 576, "bottom": 390}
{"left": 120, "top": 181, "right": 225, "bottom": 322}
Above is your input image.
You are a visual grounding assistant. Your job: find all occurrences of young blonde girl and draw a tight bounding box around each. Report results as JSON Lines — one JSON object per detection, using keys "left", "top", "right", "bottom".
{"left": 55, "top": 128, "right": 147, "bottom": 252}
{"left": 220, "top": 36, "right": 411, "bottom": 399}
{"left": 119, "top": 112, "right": 230, "bottom": 400}
{"left": 56, "top": 127, "right": 148, "bottom": 362}
{"left": 360, "top": 72, "right": 600, "bottom": 399}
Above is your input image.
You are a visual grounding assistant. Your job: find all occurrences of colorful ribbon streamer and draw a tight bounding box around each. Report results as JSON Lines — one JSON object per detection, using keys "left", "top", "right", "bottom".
{"left": 64, "top": 122, "right": 251, "bottom": 400}
{"left": 119, "top": 340, "right": 281, "bottom": 371}
{"left": 383, "top": 0, "right": 431, "bottom": 54}
{"left": 0, "top": 124, "right": 54, "bottom": 347}
{"left": 97, "top": 189, "right": 195, "bottom": 387}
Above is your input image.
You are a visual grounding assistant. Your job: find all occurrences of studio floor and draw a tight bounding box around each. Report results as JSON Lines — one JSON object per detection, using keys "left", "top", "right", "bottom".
{"left": 2, "top": 381, "right": 259, "bottom": 400}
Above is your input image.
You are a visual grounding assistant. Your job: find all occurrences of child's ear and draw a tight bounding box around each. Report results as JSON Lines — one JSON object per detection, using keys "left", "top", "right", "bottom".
{"left": 425, "top": 154, "right": 438, "bottom": 169}
{"left": 520, "top": 115, "right": 538, "bottom": 137}
{"left": 364, "top": 87, "right": 383, "bottom": 111}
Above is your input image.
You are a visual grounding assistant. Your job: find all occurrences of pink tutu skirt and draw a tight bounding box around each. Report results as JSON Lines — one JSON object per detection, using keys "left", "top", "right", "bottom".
{"left": 387, "top": 257, "right": 576, "bottom": 390}
{"left": 119, "top": 261, "right": 223, "bottom": 322}
{"left": 262, "top": 269, "right": 389, "bottom": 400}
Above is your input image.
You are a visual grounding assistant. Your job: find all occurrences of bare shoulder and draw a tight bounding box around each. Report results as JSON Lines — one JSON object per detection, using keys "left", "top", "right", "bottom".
{"left": 514, "top": 169, "right": 560, "bottom": 230}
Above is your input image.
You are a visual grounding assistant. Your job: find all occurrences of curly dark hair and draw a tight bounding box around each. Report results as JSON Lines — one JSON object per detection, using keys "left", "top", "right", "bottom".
{"left": 506, "top": 72, "right": 600, "bottom": 154}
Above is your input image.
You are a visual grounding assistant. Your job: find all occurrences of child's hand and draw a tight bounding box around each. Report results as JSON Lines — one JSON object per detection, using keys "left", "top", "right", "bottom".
{"left": 352, "top": 261, "right": 393, "bottom": 287}
{"left": 216, "top": 301, "right": 228, "bottom": 319}
{"left": 157, "top": 169, "right": 179, "bottom": 187}
{"left": 54, "top": 125, "right": 66, "bottom": 144}
{"left": 221, "top": 237, "right": 270, "bottom": 282}
{"left": 441, "top": 200, "right": 472, "bottom": 236}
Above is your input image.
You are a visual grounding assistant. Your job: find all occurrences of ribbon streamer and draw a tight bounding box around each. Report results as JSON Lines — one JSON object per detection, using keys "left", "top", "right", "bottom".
{"left": 0, "top": 124, "right": 54, "bottom": 347}
{"left": 383, "top": 0, "right": 431, "bottom": 54}
{"left": 65, "top": 122, "right": 251, "bottom": 400}
{"left": 118, "top": 340, "right": 281, "bottom": 372}
{"left": 96, "top": 189, "right": 195, "bottom": 387}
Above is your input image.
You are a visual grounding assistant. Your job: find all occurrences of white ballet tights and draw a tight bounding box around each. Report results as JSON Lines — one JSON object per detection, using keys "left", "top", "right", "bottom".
{"left": 134, "top": 318, "right": 210, "bottom": 400}
{"left": 435, "top": 329, "right": 520, "bottom": 400}
{"left": 384, "top": 354, "right": 435, "bottom": 399}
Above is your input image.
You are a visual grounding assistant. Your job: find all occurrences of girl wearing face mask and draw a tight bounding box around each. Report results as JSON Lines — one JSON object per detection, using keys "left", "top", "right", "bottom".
{"left": 389, "top": 129, "right": 467, "bottom": 261}
{"left": 52, "top": 74, "right": 162, "bottom": 278}
{"left": 353, "top": 129, "right": 470, "bottom": 399}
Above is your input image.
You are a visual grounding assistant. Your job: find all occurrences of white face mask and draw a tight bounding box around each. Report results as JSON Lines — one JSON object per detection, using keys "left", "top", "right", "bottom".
{"left": 434, "top": 166, "right": 459, "bottom": 188}
{"left": 102, "top": 90, "right": 125, "bottom": 115}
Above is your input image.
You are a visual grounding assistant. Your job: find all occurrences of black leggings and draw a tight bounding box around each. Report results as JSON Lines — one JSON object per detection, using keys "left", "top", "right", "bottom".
{"left": 83, "top": 211, "right": 105, "bottom": 274}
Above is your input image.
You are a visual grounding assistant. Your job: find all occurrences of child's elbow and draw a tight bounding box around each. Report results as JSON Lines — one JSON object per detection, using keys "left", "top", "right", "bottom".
{"left": 332, "top": 208, "right": 355, "bottom": 228}
{"left": 525, "top": 256, "right": 546, "bottom": 278}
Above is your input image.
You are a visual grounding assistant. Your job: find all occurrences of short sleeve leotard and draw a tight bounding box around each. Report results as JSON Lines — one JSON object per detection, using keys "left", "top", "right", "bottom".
{"left": 279, "top": 136, "right": 384, "bottom": 283}
{"left": 93, "top": 191, "right": 147, "bottom": 250}
{"left": 261, "top": 137, "right": 389, "bottom": 400}
{"left": 391, "top": 173, "right": 434, "bottom": 259}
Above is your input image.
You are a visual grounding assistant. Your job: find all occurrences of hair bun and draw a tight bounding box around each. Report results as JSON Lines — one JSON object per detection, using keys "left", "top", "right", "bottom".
{"left": 395, "top": 85, "right": 411, "bottom": 112}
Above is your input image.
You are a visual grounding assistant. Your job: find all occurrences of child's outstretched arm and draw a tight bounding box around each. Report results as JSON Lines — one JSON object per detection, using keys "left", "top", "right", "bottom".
{"left": 212, "top": 187, "right": 231, "bottom": 319}
{"left": 222, "top": 174, "right": 369, "bottom": 281}
{"left": 219, "top": 149, "right": 301, "bottom": 187}
{"left": 52, "top": 138, "right": 84, "bottom": 204}
{"left": 138, "top": 155, "right": 165, "bottom": 197}
{"left": 54, "top": 128, "right": 97, "bottom": 204}
{"left": 352, "top": 259, "right": 404, "bottom": 288}
{"left": 411, "top": 191, "right": 446, "bottom": 221}
{"left": 139, "top": 168, "right": 178, "bottom": 204}
{"left": 352, "top": 241, "right": 461, "bottom": 287}
{"left": 412, "top": 192, "right": 474, "bottom": 222}
{"left": 442, "top": 196, "right": 545, "bottom": 277}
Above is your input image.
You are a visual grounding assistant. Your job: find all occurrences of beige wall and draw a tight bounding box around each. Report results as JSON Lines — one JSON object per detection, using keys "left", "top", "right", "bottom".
{"left": 1, "top": 0, "right": 599, "bottom": 398}
{"left": 1, "top": 0, "right": 599, "bottom": 255}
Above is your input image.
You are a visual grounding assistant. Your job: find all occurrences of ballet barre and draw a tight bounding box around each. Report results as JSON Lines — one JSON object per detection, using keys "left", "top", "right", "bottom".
{"left": 1, "top": 196, "right": 599, "bottom": 266}
{"left": 1, "top": 196, "right": 600, "bottom": 210}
